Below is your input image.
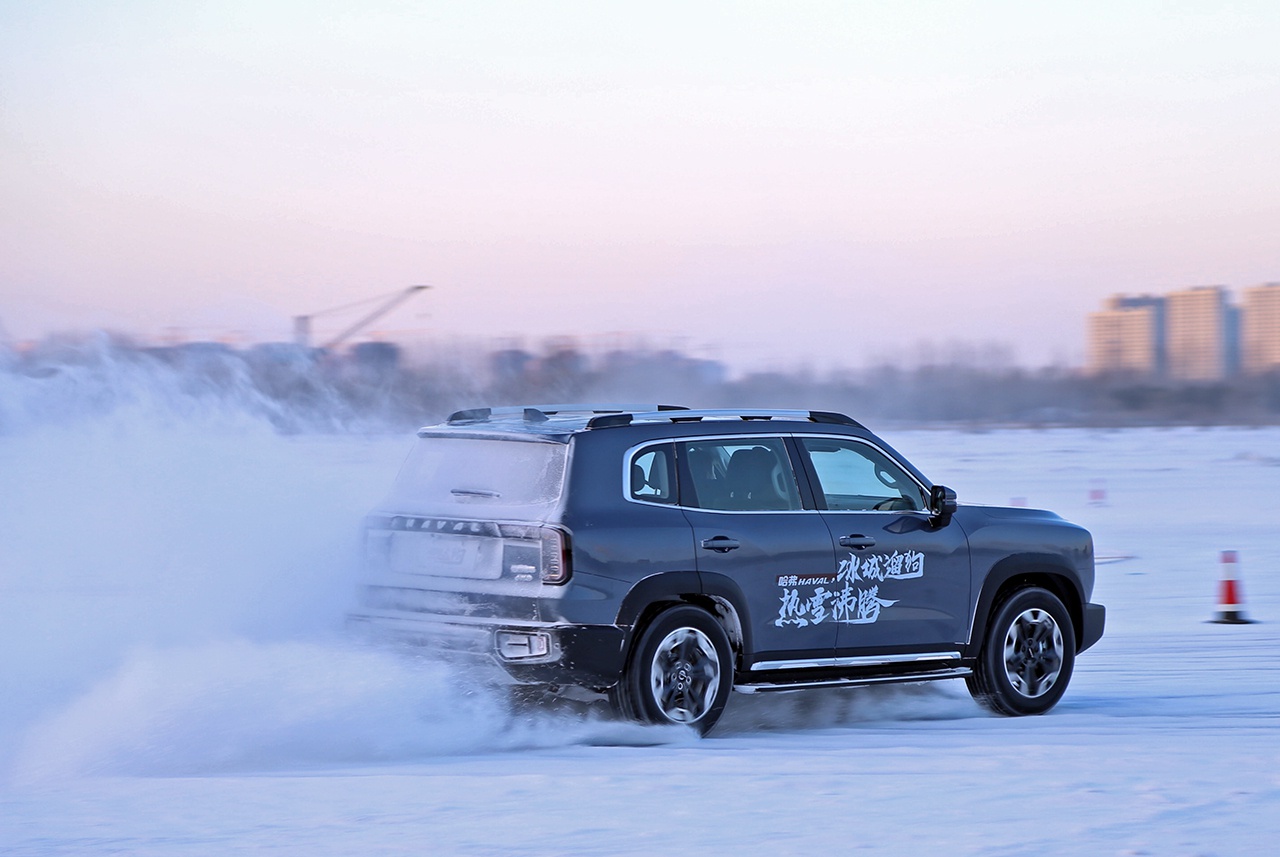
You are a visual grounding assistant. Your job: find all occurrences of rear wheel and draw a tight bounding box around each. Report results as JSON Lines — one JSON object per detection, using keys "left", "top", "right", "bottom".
{"left": 611, "top": 605, "right": 733, "bottom": 735}
{"left": 967, "top": 587, "right": 1076, "bottom": 716}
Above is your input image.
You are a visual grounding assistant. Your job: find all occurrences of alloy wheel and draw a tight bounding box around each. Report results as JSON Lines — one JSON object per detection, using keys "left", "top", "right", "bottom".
{"left": 1002, "top": 607, "right": 1064, "bottom": 698}
{"left": 649, "top": 626, "right": 721, "bottom": 723}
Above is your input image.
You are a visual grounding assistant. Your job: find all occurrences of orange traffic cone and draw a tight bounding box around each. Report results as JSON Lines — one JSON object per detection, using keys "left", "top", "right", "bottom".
{"left": 1212, "top": 550, "right": 1253, "bottom": 624}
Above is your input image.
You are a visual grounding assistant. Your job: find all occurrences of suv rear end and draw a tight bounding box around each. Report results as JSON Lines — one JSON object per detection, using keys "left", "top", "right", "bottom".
{"left": 347, "top": 407, "right": 640, "bottom": 686}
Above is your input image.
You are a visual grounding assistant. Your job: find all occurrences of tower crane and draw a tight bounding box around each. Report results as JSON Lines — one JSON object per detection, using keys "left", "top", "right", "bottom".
{"left": 293, "top": 285, "right": 430, "bottom": 350}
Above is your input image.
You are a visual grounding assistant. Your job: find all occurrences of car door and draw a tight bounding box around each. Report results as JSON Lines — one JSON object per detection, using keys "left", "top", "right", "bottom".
{"left": 676, "top": 435, "right": 839, "bottom": 667}
{"left": 794, "top": 435, "right": 971, "bottom": 656}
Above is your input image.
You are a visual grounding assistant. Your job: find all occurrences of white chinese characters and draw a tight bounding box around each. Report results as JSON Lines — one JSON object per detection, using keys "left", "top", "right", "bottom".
{"left": 776, "top": 550, "right": 925, "bottom": 627}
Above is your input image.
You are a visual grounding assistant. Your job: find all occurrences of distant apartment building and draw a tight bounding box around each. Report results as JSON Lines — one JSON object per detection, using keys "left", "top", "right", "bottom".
{"left": 1087, "top": 285, "right": 1280, "bottom": 379}
{"left": 1242, "top": 283, "right": 1280, "bottom": 374}
{"left": 1087, "top": 295, "right": 1165, "bottom": 376}
{"left": 1165, "top": 286, "right": 1238, "bottom": 381}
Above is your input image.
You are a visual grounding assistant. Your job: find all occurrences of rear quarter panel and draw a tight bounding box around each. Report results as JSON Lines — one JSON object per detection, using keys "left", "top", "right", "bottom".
{"left": 554, "top": 431, "right": 699, "bottom": 626}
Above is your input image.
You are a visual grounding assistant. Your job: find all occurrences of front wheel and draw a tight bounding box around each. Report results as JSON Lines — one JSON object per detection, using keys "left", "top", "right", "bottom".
{"left": 967, "top": 587, "right": 1076, "bottom": 716}
{"left": 611, "top": 605, "right": 733, "bottom": 735}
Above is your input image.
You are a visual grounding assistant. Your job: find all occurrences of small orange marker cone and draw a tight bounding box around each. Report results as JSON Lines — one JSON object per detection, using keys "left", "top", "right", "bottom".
{"left": 1212, "top": 550, "right": 1253, "bottom": 624}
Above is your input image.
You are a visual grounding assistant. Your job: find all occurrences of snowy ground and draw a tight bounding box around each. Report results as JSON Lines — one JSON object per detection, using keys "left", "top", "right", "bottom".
{"left": 2, "top": 391, "right": 1278, "bottom": 854}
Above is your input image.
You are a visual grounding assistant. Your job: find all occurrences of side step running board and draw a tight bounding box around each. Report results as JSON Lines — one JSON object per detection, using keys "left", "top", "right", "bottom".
{"left": 734, "top": 666, "right": 972, "bottom": 694}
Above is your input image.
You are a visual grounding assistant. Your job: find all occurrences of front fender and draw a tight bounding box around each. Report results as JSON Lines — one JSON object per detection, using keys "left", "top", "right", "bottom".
{"left": 969, "top": 553, "right": 1088, "bottom": 654}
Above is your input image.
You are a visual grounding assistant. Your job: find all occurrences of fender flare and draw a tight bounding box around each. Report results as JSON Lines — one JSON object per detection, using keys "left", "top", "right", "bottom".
{"left": 613, "top": 570, "right": 754, "bottom": 664}
{"left": 969, "top": 553, "right": 1086, "bottom": 654}
{"left": 614, "top": 571, "right": 702, "bottom": 631}
{"left": 696, "top": 571, "right": 753, "bottom": 660}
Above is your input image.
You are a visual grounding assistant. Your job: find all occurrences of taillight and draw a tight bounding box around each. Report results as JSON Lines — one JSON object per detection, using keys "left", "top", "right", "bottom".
{"left": 499, "top": 524, "right": 572, "bottom": 585}
{"left": 539, "top": 527, "right": 571, "bottom": 585}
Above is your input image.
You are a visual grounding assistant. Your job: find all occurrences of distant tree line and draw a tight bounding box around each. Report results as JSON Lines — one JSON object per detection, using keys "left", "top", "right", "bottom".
{"left": 5, "top": 332, "right": 1280, "bottom": 434}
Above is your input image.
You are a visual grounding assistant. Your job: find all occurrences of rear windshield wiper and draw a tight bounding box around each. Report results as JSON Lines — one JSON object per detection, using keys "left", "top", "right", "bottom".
{"left": 451, "top": 488, "right": 502, "bottom": 498}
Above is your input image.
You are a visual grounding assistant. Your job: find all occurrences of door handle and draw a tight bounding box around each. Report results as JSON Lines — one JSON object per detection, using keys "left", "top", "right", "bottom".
{"left": 839, "top": 535, "right": 876, "bottom": 550}
{"left": 700, "top": 536, "right": 741, "bottom": 553}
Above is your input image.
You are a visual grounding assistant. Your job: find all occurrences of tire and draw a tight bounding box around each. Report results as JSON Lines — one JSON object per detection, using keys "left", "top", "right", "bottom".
{"left": 967, "top": 586, "right": 1076, "bottom": 716}
{"left": 610, "top": 605, "right": 733, "bottom": 735}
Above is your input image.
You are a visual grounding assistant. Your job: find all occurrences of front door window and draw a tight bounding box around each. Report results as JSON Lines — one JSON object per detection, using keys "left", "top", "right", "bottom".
{"left": 800, "top": 437, "right": 926, "bottom": 512}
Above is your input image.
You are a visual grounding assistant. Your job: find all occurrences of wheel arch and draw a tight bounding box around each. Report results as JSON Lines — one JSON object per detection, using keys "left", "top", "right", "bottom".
{"left": 692, "top": 571, "right": 752, "bottom": 669}
{"left": 971, "top": 554, "right": 1086, "bottom": 654}
{"left": 614, "top": 571, "right": 750, "bottom": 674}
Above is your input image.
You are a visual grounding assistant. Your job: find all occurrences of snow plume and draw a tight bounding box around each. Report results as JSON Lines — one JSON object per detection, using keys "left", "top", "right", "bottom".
{"left": 0, "top": 334, "right": 418, "bottom": 435}
{"left": 12, "top": 643, "right": 497, "bottom": 777}
{"left": 0, "top": 341, "right": 686, "bottom": 782}
{"left": 12, "top": 641, "right": 684, "bottom": 781}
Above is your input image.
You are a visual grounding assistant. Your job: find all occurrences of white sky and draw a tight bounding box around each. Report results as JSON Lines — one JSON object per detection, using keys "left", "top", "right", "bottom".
{"left": 3, "top": 1, "right": 1279, "bottom": 370}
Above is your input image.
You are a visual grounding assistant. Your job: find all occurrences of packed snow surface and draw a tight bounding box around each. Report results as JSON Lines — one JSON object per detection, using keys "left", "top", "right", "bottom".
{"left": 1, "top": 365, "right": 1278, "bottom": 854}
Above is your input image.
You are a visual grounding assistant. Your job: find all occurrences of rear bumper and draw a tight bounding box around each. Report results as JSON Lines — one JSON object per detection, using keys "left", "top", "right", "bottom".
{"left": 1078, "top": 602, "right": 1106, "bottom": 653}
{"left": 346, "top": 611, "right": 627, "bottom": 688}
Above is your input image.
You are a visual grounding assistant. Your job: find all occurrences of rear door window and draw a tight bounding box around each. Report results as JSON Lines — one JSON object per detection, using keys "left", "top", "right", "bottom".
{"left": 678, "top": 437, "right": 802, "bottom": 511}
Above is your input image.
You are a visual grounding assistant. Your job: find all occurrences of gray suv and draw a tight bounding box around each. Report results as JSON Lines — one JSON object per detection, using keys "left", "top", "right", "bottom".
{"left": 348, "top": 405, "right": 1105, "bottom": 733}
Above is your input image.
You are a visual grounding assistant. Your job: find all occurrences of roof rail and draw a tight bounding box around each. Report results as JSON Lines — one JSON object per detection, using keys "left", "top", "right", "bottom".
{"left": 809, "top": 410, "right": 863, "bottom": 427}
{"left": 446, "top": 404, "right": 688, "bottom": 425}
{"left": 586, "top": 409, "right": 864, "bottom": 429}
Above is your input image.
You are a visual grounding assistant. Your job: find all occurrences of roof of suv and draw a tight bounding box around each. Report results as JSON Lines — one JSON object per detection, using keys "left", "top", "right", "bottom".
{"left": 428, "top": 404, "right": 865, "bottom": 437}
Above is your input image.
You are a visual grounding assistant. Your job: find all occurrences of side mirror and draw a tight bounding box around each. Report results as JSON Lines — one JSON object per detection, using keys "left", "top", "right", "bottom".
{"left": 929, "top": 485, "right": 958, "bottom": 524}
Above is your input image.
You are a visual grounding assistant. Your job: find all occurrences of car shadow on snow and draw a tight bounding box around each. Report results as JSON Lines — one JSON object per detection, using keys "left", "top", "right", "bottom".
{"left": 712, "top": 682, "right": 987, "bottom": 735}
{"left": 502, "top": 678, "right": 987, "bottom": 742}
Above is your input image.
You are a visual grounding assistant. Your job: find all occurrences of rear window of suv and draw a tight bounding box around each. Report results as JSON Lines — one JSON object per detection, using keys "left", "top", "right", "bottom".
{"left": 382, "top": 435, "right": 568, "bottom": 517}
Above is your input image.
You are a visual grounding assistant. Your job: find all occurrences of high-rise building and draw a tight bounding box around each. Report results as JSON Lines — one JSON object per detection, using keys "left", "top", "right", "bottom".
{"left": 1165, "top": 286, "right": 1237, "bottom": 382}
{"left": 1087, "top": 294, "right": 1165, "bottom": 376}
{"left": 1242, "top": 283, "right": 1280, "bottom": 374}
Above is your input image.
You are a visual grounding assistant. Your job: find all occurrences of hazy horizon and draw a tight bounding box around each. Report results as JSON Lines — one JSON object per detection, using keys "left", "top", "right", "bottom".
{"left": 4, "top": 2, "right": 1280, "bottom": 372}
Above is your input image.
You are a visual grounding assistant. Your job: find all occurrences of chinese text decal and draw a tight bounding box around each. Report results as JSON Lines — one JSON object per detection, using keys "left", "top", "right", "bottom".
{"left": 776, "top": 550, "right": 925, "bottom": 627}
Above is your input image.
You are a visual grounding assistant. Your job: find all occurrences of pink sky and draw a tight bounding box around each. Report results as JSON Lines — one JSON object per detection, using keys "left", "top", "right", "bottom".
{"left": 3, "top": 1, "right": 1279, "bottom": 370}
